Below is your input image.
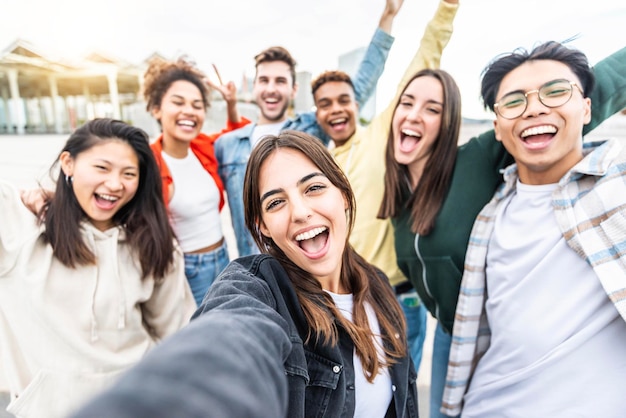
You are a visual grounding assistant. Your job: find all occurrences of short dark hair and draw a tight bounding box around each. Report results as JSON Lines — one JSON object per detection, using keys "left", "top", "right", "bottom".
{"left": 254, "top": 46, "right": 297, "bottom": 86}
{"left": 481, "top": 40, "right": 595, "bottom": 113}
{"left": 311, "top": 70, "right": 355, "bottom": 98}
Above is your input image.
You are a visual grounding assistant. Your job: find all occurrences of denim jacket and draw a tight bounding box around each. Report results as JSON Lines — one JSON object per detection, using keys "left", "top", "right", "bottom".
{"left": 201, "top": 255, "right": 419, "bottom": 417}
{"left": 215, "top": 28, "right": 394, "bottom": 257}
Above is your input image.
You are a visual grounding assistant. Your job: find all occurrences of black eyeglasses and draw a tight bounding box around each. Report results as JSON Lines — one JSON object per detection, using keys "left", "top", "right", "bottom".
{"left": 493, "top": 79, "right": 584, "bottom": 120}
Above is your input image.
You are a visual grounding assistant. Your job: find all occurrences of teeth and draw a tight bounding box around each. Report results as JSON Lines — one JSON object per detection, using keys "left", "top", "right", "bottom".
{"left": 178, "top": 120, "right": 195, "bottom": 127}
{"left": 521, "top": 125, "right": 557, "bottom": 138}
{"left": 265, "top": 98, "right": 278, "bottom": 103}
{"left": 98, "top": 194, "right": 118, "bottom": 201}
{"left": 329, "top": 118, "right": 347, "bottom": 126}
{"left": 402, "top": 128, "right": 421, "bottom": 138}
{"left": 295, "top": 227, "right": 327, "bottom": 242}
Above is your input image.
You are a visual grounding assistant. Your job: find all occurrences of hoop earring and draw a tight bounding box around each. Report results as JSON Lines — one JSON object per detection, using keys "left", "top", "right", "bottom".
{"left": 65, "top": 174, "right": 73, "bottom": 186}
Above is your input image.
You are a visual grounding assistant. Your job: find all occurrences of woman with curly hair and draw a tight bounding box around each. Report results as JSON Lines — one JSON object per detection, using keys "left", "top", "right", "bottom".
{"left": 144, "top": 57, "right": 250, "bottom": 305}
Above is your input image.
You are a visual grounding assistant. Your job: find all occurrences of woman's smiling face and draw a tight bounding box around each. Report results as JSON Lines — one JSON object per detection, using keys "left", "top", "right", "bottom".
{"left": 392, "top": 75, "right": 444, "bottom": 185}
{"left": 61, "top": 139, "right": 139, "bottom": 231}
{"left": 152, "top": 80, "right": 206, "bottom": 144}
{"left": 257, "top": 148, "right": 348, "bottom": 289}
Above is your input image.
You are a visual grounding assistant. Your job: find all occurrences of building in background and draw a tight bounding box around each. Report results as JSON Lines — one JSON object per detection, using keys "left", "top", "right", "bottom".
{"left": 3, "top": 39, "right": 624, "bottom": 140}
{"left": 0, "top": 38, "right": 320, "bottom": 139}
{"left": 0, "top": 39, "right": 144, "bottom": 135}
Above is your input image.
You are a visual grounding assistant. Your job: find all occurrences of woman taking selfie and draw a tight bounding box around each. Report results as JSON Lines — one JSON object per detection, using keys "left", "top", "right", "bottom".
{"left": 70, "top": 130, "right": 420, "bottom": 418}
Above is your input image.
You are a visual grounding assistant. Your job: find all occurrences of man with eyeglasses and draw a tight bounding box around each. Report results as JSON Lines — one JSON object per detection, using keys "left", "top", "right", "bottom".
{"left": 442, "top": 41, "right": 626, "bottom": 417}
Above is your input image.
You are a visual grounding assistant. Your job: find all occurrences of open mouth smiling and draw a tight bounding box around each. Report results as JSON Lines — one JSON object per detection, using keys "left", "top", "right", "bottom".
{"left": 398, "top": 128, "right": 422, "bottom": 152}
{"left": 177, "top": 120, "right": 196, "bottom": 128}
{"left": 94, "top": 193, "right": 120, "bottom": 209}
{"left": 521, "top": 125, "right": 557, "bottom": 139}
{"left": 520, "top": 125, "right": 557, "bottom": 148}
{"left": 96, "top": 193, "right": 118, "bottom": 202}
{"left": 295, "top": 226, "right": 329, "bottom": 253}
{"left": 329, "top": 118, "right": 347, "bottom": 127}
{"left": 295, "top": 226, "right": 327, "bottom": 242}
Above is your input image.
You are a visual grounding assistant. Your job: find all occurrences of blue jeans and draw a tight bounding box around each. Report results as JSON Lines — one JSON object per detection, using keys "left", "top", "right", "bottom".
{"left": 184, "top": 241, "right": 229, "bottom": 306}
{"left": 430, "top": 322, "right": 458, "bottom": 418}
{"left": 397, "top": 290, "right": 427, "bottom": 373}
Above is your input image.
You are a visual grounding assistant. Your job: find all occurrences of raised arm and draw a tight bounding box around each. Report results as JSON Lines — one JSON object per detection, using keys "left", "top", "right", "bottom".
{"left": 393, "top": 0, "right": 458, "bottom": 100}
{"left": 281, "top": 0, "right": 404, "bottom": 144}
{"left": 354, "top": 0, "right": 460, "bottom": 107}
{"left": 205, "top": 63, "right": 250, "bottom": 129}
{"left": 585, "top": 46, "right": 626, "bottom": 132}
{"left": 351, "top": 0, "right": 404, "bottom": 106}
{"left": 378, "top": 0, "right": 403, "bottom": 33}
{"left": 370, "top": 0, "right": 458, "bottom": 141}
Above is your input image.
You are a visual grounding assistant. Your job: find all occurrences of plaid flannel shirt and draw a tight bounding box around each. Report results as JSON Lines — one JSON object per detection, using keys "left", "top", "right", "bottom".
{"left": 441, "top": 139, "right": 626, "bottom": 416}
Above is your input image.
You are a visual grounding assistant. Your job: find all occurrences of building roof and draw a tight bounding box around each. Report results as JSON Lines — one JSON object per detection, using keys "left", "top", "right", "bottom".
{"left": 0, "top": 38, "right": 144, "bottom": 99}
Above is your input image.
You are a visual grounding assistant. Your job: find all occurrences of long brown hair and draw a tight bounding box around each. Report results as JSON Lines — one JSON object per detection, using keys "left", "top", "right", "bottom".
{"left": 244, "top": 130, "right": 406, "bottom": 381}
{"left": 42, "top": 118, "right": 177, "bottom": 280}
{"left": 378, "top": 69, "right": 461, "bottom": 235}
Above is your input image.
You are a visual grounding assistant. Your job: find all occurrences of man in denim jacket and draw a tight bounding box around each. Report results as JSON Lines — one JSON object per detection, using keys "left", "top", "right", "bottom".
{"left": 215, "top": 0, "right": 403, "bottom": 257}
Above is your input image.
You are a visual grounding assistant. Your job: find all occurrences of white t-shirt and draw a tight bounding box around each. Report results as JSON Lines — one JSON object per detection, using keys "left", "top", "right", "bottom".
{"left": 161, "top": 151, "right": 222, "bottom": 252}
{"left": 462, "top": 181, "right": 626, "bottom": 417}
{"left": 327, "top": 291, "right": 393, "bottom": 418}
{"left": 250, "top": 122, "right": 284, "bottom": 148}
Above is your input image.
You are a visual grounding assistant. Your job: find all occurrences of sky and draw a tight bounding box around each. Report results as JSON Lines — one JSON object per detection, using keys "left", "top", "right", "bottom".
{"left": 2, "top": 0, "right": 624, "bottom": 119}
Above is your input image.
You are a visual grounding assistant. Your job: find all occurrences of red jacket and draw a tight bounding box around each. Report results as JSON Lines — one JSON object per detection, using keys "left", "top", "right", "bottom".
{"left": 151, "top": 118, "right": 251, "bottom": 211}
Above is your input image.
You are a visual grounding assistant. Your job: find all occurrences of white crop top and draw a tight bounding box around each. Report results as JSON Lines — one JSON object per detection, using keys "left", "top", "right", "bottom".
{"left": 161, "top": 151, "right": 223, "bottom": 252}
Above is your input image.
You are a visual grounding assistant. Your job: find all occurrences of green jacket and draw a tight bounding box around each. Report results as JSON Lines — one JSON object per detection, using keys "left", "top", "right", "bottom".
{"left": 395, "top": 46, "right": 626, "bottom": 334}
